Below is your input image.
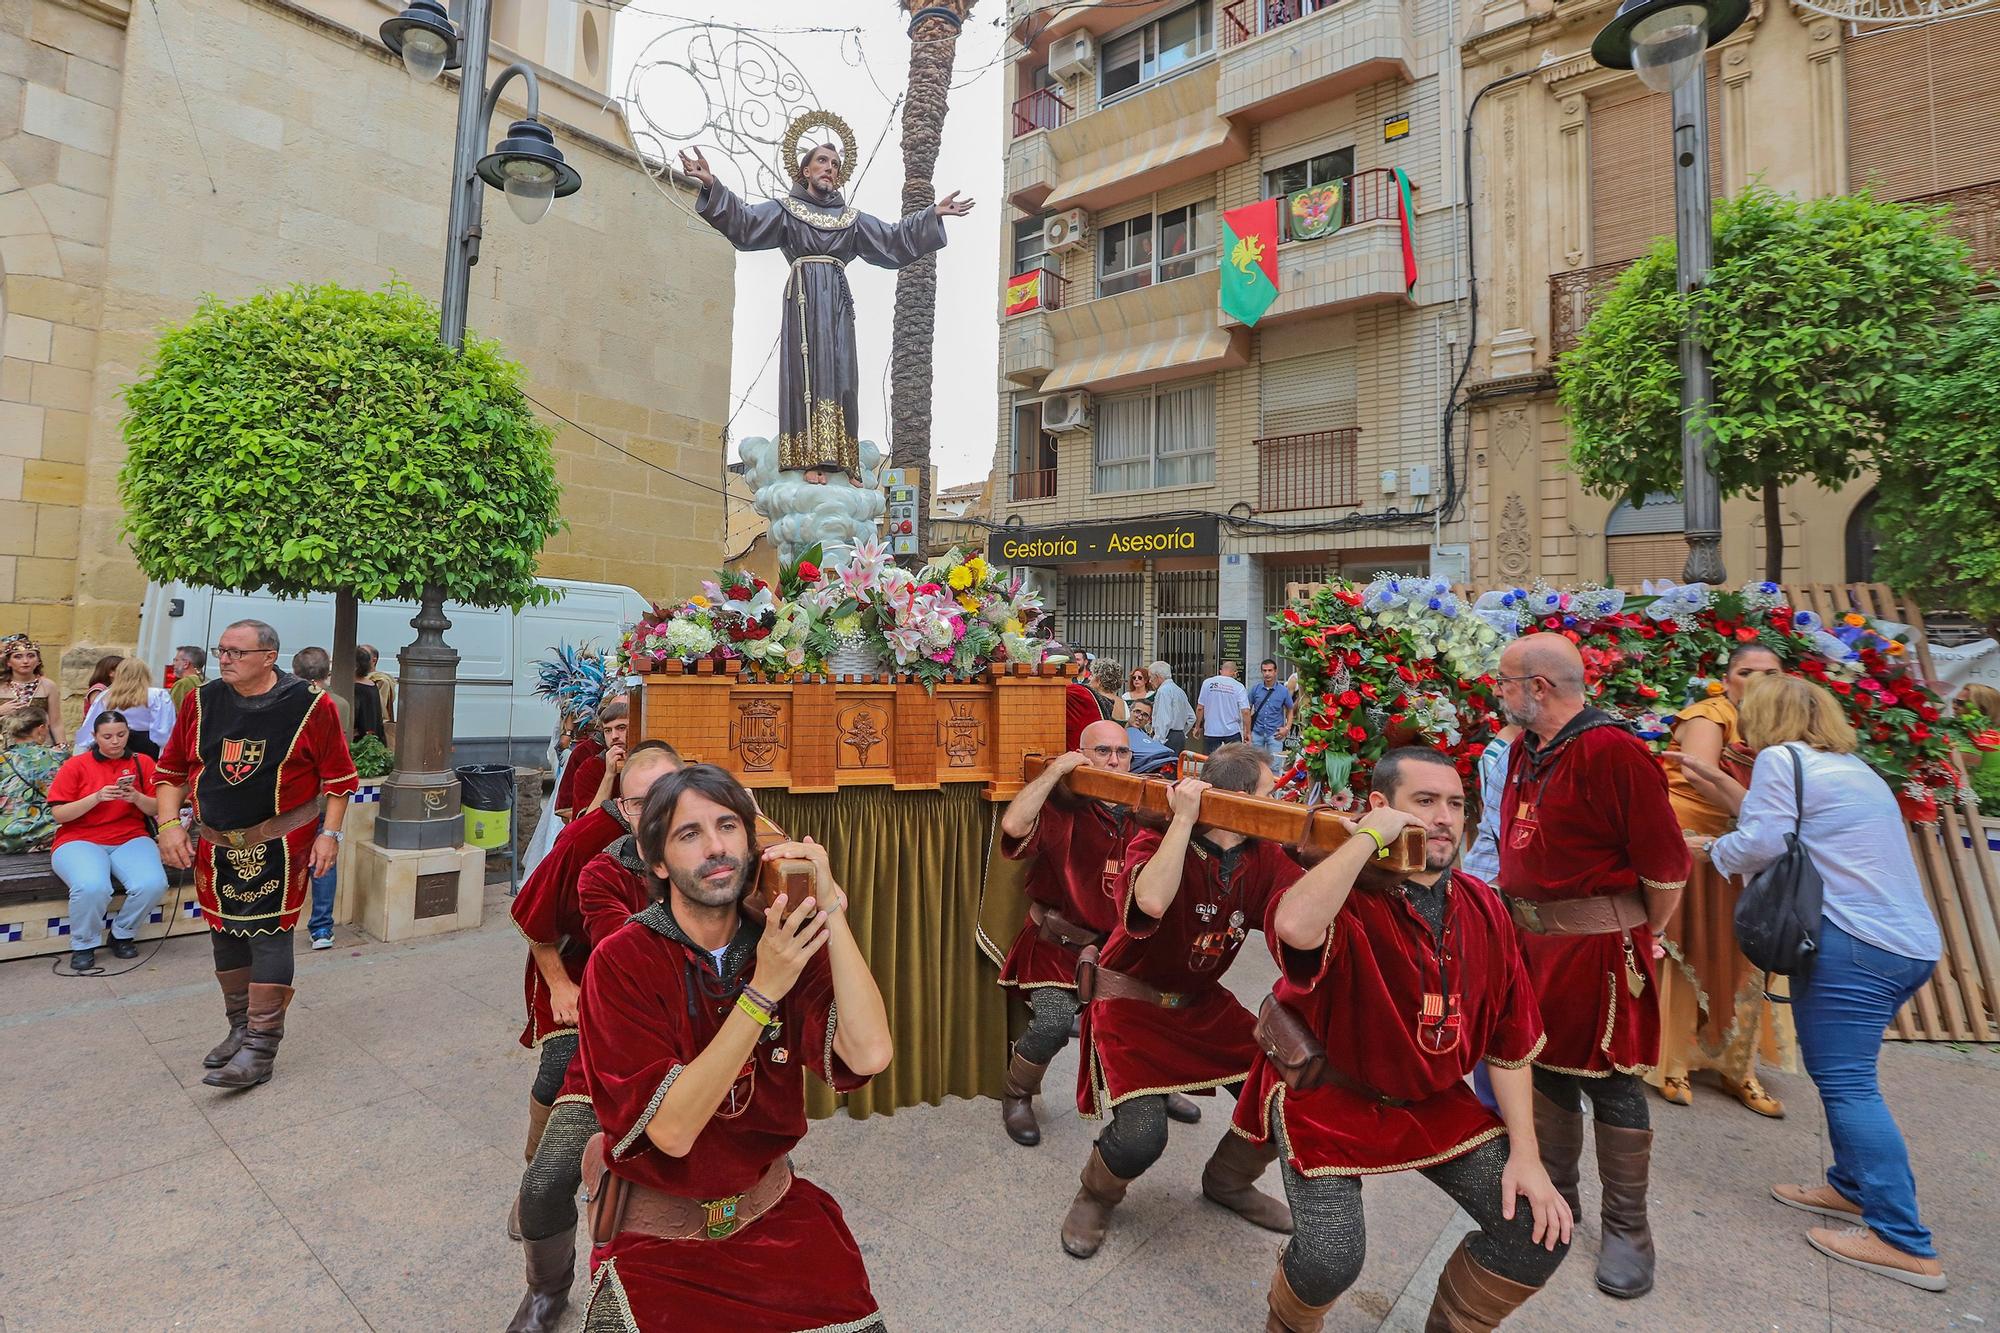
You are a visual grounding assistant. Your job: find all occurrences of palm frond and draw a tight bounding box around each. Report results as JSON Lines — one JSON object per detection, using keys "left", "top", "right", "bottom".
{"left": 533, "top": 641, "right": 610, "bottom": 724}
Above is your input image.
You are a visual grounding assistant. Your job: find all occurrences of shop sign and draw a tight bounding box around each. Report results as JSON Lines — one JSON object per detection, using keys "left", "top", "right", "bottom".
{"left": 989, "top": 515, "right": 1219, "bottom": 565}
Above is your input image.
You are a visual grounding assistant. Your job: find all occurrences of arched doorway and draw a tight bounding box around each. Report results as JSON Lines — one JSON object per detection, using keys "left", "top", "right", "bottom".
{"left": 1846, "top": 489, "right": 1879, "bottom": 584}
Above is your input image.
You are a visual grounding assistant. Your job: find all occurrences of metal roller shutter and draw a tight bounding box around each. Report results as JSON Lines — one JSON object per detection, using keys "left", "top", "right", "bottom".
{"left": 1587, "top": 67, "right": 1723, "bottom": 266}
{"left": 1846, "top": 12, "right": 2000, "bottom": 200}
{"left": 1259, "top": 349, "right": 1358, "bottom": 437}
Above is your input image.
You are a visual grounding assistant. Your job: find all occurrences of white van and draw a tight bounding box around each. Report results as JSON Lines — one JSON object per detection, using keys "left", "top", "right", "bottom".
{"left": 136, "top": 578, "right": 651, "bottom": 766}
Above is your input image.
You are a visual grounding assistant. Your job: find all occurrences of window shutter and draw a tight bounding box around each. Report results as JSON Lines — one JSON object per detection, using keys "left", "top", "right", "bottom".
{"left": 1260, "top": 349, "right": 1358, "bottom": 437}
{"left": 1587, "top": 69, "right": 1723, "bottom": 265}
{"left": 1606, "top": 534, "right": 1689, "bottom": 589}
{"left": 1847, "top": 13, "right": 2000, "bottom": 200}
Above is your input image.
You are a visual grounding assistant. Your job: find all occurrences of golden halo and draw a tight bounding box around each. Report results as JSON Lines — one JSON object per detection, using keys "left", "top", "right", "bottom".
{"left": 780, "top": 109, "right": 859, "bottom": 190}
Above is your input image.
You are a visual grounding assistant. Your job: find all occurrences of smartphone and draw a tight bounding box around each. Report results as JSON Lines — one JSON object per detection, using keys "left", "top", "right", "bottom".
{"left": 116, "top": 772, "right": 136, "bottom": 790}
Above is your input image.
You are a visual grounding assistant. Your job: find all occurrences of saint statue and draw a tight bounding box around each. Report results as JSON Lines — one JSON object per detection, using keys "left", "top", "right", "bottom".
{"left": 679, "top": 109, "right": 975, "bottom": 483}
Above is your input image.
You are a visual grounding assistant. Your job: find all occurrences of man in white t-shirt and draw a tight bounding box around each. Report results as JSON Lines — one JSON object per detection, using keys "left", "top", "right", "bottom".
{"left": 1194, "top": 660, "right": 1251, "bottom": 755}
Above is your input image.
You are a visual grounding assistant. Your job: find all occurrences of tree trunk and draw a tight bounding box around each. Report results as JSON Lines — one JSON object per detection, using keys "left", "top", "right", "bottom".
{"left": 331, "top": 591, "right": 358, "bottom": 729}
{"left": 1762, "top": 477, "right": 1784, "bottom": 584}
{"left": 890, "top": 2, "right": 973, "bottom": 562}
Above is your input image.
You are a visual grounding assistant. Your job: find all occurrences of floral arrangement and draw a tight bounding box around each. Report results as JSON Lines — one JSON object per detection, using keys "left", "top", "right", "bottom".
{"left": 532, "top": 640, "right": 613, "bottom": 724}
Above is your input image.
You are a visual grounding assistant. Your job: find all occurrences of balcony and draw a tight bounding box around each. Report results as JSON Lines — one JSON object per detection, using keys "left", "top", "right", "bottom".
{"left": 1222, "top": 169, "right": 1414, "bottom": 326}
{"left": 1044, "top": 64, "right": 1250, "bottom": 215}
{"left": 1547, "top": 260, "right": 1628, "bottom": 358}
{"left": 1258, "top": 429, "right": 1360, "bottom": 512}
{"left": 1016, "top": 0, "right": 1185, "bottom": 44}
{"left": 1007, "top": 126, "right": 1060, "bottom": 211}
{"left": 1043, "top": 268, "right": 1250, "bottom": 394}
{"left": 1217, "top": 0, "right": 1415, "bottom": 123}
{"left": 1012, "top": 87, "right": 1072, "bottom": 137}
{"left": 1009, "top": 468, "right": 1059, "bottom": 503}
{"left": 1002, "top": 270, "right": 1070, "bottom": 385}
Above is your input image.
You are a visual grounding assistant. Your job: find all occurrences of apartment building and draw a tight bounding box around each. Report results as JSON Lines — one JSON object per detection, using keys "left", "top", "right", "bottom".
{"left": 1458, "top": 0, "right": 1999, "bottom": 589}
{"left": 989, "top": 0, "right": 1472, "bottom": 680}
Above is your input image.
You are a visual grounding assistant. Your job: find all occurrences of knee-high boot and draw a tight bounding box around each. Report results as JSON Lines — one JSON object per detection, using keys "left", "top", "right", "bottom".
{"left": 1060, "top": 1146, "right": 1133, "bottom": 1259}
{"left": 1534, "top": 1089, "right": 1584, "bottom": 1216}
{"left": 202, "top": 968, "right": 253, "bottom": 1069}
{"left": 1593, "top": 1122, "right": 1656, "bottom": 1298}
{"left": 1266, "top": 1251, "right": 1336, "bottom": 1333}
{"left": 505, "top": 1230, "right": 574, "bottom": 1333}
{"left": 1201, "top": 1131, "right": 1294, "bottom": 1233}
{"left": 1001, "top": 1047, "right": 1048, "bottom": 1147}
{"left": 1424, "top": 1237, "right": 1541, "bottom": 1331}
{"left": 525, "top": 1096, "right": 555, "bottom": 1163}
{"left": 203, "top": 983, "right": 293, "bottom": 1090}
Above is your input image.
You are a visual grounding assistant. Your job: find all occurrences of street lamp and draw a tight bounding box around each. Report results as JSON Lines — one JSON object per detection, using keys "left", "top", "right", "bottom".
{"left": 1592, "top": 0, "right": 1747, "bottom": 585}
{"left": 373, "top": 0, "right": 583, "bottom": 850}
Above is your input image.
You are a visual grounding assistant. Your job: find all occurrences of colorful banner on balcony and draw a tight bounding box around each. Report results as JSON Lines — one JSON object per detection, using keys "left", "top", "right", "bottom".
{"left": 1393, "top": 166, "right": 1418, "bottom": 295}
{"left": 1287, "top": 181, "right": 1343, "bottom": 241}
{"left": 1004, "top": 269, "right": 1044, "bottom": 316}
{"left": 1220, "top": 197, "right": 1281, "bottom": 326}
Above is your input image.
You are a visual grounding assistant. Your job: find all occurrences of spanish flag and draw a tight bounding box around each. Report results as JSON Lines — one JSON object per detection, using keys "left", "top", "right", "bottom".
{"left": 1005, "top": 270, "right": 1043, "bottom": 316}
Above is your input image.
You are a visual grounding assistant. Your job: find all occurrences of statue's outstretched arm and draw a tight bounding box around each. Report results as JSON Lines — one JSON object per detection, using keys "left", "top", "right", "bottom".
{"left": 693, "top": 172, "right": 786, "bottom": 251}
{"left": 852, "top": 202, "right": 949, "bottom": 270}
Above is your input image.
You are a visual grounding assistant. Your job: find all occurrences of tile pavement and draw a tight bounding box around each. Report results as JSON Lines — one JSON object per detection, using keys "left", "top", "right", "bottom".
{"left": 0, "top": 887, "right": 1992, "bottom": 1331}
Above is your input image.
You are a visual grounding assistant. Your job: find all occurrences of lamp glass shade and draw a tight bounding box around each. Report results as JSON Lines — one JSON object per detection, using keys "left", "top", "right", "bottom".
{"left": 399, "top": 27, "right": 449, "bottom": 82}
{"left": 503, "top": 176, "right": 556, "bottom": 224}
{"left": 1630, "top": 3, "right": 1708, "bottom": 91}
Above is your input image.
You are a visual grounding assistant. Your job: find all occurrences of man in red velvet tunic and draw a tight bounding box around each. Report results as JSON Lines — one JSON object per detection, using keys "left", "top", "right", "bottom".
{"left": 1237, "top": 748, "right": 1571, "bottom": 1332}
{"left": 994, "top": 720, "right": 1202, "bottom": 1146}
{"left": 555, "top": 699, "right": 626, "bottom": 822}
{"left": 505, "top": 741, "right": 681, "bottom": 1333}
{"left": 1495, "top": 632, "right": 1689, "bottom": 1301}
{"left": 156, "top": 619, "right": 356, "bottom": 1092}
{"left": 1060, "top": 743, "right": 1299, "bottom": 1260}
{"left": 579, "top": 764, "right": 894, "bottom": 1333}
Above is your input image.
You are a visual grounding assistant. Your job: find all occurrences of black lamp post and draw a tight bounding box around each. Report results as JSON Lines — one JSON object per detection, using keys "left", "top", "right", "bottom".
{"left": 373, "top": 0, "right": 582, "bottom": 850}
{"left": 1592, "top": 0, "right": 1748, "bottom": 585}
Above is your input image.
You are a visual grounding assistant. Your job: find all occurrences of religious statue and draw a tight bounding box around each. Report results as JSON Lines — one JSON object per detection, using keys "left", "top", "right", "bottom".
{"left": 679, "top": 109, "right": 975, "bottom": 483}
{"left": 738, "top": 435, "right": 885, "bottom": 568}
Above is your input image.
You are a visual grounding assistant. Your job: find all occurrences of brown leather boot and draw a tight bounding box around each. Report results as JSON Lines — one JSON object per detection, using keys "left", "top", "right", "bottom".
{"left": 1001, "top": 1047, "right": 1049, "bottom": 1147}
{"left": 1594, "top": 1121, "right": 1656, "bottom": 1298}
{"left": 1266, "top": 1252, "right": 1335, "bottom": 1332}
{"left": 1164, "top": 1091, "right": 1203, "bottom": 1124}
{"left": 1060, "top": 1146, "right": 1133, "bottom": 1259}
{"left": 203, "top": 983, "right": 293, "bottom": 1090}
{"left": 1425, "top": 1236, "right": 1541, "bottom": 1331}
{"left": 525, "top": 1096, "right": 554, "bottom": 1163}
{"left": 1534, "top": 1089, "right": 1583, "bottom": 1217}
{"left": 504, "top": 1229, "right": 574, "bottom": 1332}
{"left": 1201, "top": 1131, "right": 1294, "bottom": 1234}
{"left": 202, "top": 968, "right": 253, "bottom": 1069}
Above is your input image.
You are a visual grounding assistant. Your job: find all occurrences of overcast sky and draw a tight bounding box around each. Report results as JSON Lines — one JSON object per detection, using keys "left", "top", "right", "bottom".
{"left": 610, "top": 4, "right": 1008, "bottom": 488}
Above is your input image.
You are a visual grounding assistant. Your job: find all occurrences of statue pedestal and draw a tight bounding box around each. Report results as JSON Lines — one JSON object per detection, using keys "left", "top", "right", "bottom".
{"left": 348, "top": 840, "right": 485, "bottom": 943}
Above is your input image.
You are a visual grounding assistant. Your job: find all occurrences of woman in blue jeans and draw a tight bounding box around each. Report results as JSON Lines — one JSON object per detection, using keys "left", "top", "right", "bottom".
{"left": 1685, "top": 674, "right": 1947, "bottom": 1292}
{"left": 47, "top": 712, "right": 170, "bottom": 972}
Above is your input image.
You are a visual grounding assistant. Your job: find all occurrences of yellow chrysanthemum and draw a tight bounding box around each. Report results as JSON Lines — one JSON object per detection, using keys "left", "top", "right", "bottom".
{"left": 947, "top": 565, "right": 974, "bottom": 590}
{"left": 958, "top": 594, "right": 980, "bottom": 613}
{"left": 967, "top": 556, "right": 988, "bottom": 580}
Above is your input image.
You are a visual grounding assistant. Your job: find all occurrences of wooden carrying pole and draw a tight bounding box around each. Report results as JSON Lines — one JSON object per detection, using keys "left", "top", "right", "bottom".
{"left": 1024, "top": 755, "right": 1428, "bottom": 876}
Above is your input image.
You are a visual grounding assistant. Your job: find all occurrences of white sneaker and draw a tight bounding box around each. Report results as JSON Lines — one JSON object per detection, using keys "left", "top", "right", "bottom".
{"left": 311, "top": 935, "right": 333, "bottom": 950}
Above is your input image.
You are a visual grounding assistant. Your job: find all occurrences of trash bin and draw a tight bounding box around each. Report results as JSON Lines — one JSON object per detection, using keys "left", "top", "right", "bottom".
{"left": 455, "top": 764, "right": 514, "bottom": 850}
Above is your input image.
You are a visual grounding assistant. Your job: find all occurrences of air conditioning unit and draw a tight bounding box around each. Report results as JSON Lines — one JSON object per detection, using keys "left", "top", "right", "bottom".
{"left": 1044, "top": 209, "right": 1089, "bottom": 253}
{"left": 1041, "top": 391, "right": 1091, "bottom": 433}
{"left": 1049, "top": 31, "right": 1096, "bottom": 83}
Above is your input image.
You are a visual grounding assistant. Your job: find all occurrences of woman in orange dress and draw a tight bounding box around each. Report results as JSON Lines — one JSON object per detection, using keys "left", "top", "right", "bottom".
{"left": 1656, "top": 644, "right": 1794, "bottom": 1115}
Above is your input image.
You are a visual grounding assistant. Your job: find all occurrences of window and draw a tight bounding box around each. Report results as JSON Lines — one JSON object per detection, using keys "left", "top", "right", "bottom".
{"left": 1264, "top": 147, "right": 1354, "bottom": 240}
{"left": 1013, "top": 217, "right": 1052, "bottom": 274}
{"left": 1101, "top": 2, "right": 1214, "bottom": 102}
{"left": 1094, "top": 382, "right": 1216, "bottom": 493}
{"left": 1098, "top": 203, "right": 1214, "bottom": 295}
{"left": 1604, "top": 492, "right": 1685, "bottom": 588}
{"left": 1846, "top": 13, "right": 2000, "bottom": 201}
{"left": 1010, "top": 401, "right": 1059, "bottom": 502}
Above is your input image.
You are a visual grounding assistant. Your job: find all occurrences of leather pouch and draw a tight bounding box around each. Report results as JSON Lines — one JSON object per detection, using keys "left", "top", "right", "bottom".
{"left": 1073, "top": 943, "right": 1101, "bottom": 1005}
{"left": 1255, "top": 994, "right": 1328, "bottom": 1092}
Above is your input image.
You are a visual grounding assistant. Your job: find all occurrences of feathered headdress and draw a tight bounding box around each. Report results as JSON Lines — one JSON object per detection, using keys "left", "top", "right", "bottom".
{"left": 533, "top": 641, "right": 610, "bottom": 725}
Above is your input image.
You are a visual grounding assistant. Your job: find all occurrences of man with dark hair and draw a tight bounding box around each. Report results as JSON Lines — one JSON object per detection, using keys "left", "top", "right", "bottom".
{"left": 504, "top": 740, "right": 683, "bottom": 1333}
{"left": 286, "top": 647, "right": 348, "bottom": 952}
{"left": 169, "top": 645, "right": 207, "bottom": 707}
{"left": 555, "top": 699, "right": 627, "bottom": 822}
{"left": 1249, "top": 658, "right": 1295, "bottom": 764}
{"left": 1495, "top": 632, "right": 1689, "bottom": 1300}
{"left": 993, "top": 721, "right": 1203, "bottom": 1148}
{"left": 1240, "top": 747, "right": 1570, "bottom": 1331}
{"left": 156, "top": 618, "right": 357, "bottom": 1090}
{"left": 576, "top": 764, "right": 894, "bottom": 1332}
{"left": 1060, "top": 742, "right": 1297, "bottom": 1259}
{"left": 351, "top": 647, "right": 386, "bottom": 745}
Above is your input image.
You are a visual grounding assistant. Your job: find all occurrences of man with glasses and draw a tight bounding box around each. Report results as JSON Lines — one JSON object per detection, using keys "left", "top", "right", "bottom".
{"left": 156, "top": 619, "right": 358, "bottom": 1091}
{"left": 1493, "top": 632, "right": 1688, "bottom": 1302}
{"left": 504, "top": 740, "right": 682, "bottom": 1333}
{"left": 994, "top": 720, "right": 1202, "bottom": 1146}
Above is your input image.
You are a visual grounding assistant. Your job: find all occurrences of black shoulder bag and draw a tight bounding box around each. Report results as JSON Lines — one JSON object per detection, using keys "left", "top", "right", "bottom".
{"left": 1732, "top": 745, "right": 1824, "bottom": 976}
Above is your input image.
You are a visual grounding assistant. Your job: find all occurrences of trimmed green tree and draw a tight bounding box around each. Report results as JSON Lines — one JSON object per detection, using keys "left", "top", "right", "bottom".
{"left": 1558, "top": 186, "right": 1977, "bottom": 580}
{"left": 1874, "top": 299, "right": 2000, "bottom": 632}
{"left": 119, "top": 281, "right": 563, "bottom": 716}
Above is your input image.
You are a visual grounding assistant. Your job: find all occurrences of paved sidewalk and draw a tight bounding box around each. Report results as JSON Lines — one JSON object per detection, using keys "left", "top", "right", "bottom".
{"left": 0, "top": 889, "right": 1992, "bottom": 1331}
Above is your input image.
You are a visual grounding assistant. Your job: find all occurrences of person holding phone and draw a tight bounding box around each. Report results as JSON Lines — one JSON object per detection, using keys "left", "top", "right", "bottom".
{"left": 47, "top": 711, "right": 169, "bottom": 972}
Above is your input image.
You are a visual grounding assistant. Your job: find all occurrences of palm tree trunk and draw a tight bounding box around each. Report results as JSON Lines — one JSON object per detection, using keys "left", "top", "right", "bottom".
{"left": 1762, "top": 477, "right": 1784, "bottom": 584}
{"left": 891, "top": 2, "right": 973, "bottom": 560}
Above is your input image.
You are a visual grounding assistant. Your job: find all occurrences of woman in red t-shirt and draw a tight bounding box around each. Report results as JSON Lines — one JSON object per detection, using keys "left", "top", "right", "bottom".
{"left": 48, "top": 711, "right": 170, "bottom": 972}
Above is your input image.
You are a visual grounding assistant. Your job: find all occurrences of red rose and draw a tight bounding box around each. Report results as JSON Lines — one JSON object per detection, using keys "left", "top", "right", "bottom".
{"left": 1637, "top": 685, "right": 1660, "bottom": 700}
{"left": 1736, "top": 627, "right": 1758, "bottom": 642}
{"left": 797, "top": 560, "right": 822, "bottom": 581}
{"left": 1346, "top": 724, "right": 1368, "bottom": 743}
{"left": 1909, "top": 723, "right": 1931, "bottom": 741}
{"left": 1345, "top": 651, "right": 1363, "bottom": 668}
{"left": 727, "top": 583, "right": 753, "bottom": 600}
{"left": 1339, "top": 690, "right": 1361, "bottom": 708}
{"left": 1918, "top": 704, "right": 1939, "bottom": 722}
{"left": 1973, "top": 729, "right": 2000, "bottom": 752}
{"left": 1831, "top": 681, "right": 1852, "bottom": 695}
{"left": 1395, "top": 665, "right": 1418, "bottom": 683}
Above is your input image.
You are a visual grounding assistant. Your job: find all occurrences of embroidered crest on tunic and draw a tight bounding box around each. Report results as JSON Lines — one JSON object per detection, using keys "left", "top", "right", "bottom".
{"left": 220, "top": 737, "right": 266, "bottom": 785}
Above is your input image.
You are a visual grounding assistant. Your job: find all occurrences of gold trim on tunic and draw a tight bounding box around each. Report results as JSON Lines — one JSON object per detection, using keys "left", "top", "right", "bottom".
{"left": 778, "top": 398, "right": 861, "bottom": 476}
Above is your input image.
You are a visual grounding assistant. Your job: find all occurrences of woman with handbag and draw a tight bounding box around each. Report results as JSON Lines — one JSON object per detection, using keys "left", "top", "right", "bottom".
{"left": 1655, "top": 645, "right": 1793, "bottom": 1115}
{"left": 1685, "top": 674, "right": 1946, "bottom": 1292}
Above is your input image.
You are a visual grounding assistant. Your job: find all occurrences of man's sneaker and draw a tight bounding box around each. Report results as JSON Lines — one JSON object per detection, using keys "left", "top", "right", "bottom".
{"left": 1807, "top": 1225, "right": 1946, "bottom": 1292}
{"left": 311, "top": 934, "right": 334, "bottom": 951}
{"left": 1773, "top": 1182, "right": 1862, "bottom": 1221}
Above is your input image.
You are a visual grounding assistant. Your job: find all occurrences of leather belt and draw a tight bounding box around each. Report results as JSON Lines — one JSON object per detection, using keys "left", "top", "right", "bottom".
{"left": 1506, "top": 891, "right": 1647, "bottom": 937}
{"left": 203, "top": 798, "right": 325, "bottom": 852}
{"left": 1305, "top": 1061, "right": 1415, "bottom": 1107}
{"left": 1074, "top": 945, "right": 1193, "bottom": 1009}
{"left": 582, "top": 1133, "right": 792, "bottom": 1244}
{"left": 1030, "top": 902, "right": 1106, "bottom": 952}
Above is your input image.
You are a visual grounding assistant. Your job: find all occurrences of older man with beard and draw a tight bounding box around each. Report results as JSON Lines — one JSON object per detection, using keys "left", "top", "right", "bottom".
{"left": 1493, "top": 633, "right": 1688, "bottom": 1301}
{"left": 577, "top": 765, "right": 894, "bottom": 1333}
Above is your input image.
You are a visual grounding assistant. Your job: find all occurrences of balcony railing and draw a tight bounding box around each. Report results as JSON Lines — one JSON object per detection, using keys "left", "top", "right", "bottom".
{"left": 1922, "top": 179, "right": 2000, "bottom": 281}
{"left": 1271, "top": 167, "right": 1403, "bottom": 244}
{"left": 1222, "top": 0, "right": 1342, "bottom": 48}
{"left": 1007, "top": 267, "right": 1070, "bottom": 316}
{"left": 1012, "top": 87, "right": 1073, "bottom": 137}
{"left": 1257, "top": 429, "right": 1359, "bottom": 511}
{"left": 1010, "top": 467, "right": 1058, "bottom": 502}
{"left": 1548, "top": 260, "right": 1631, "bottom": 358}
